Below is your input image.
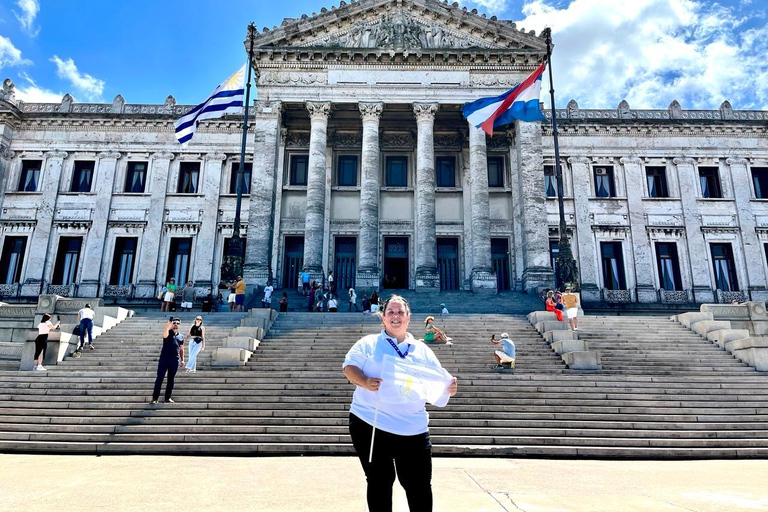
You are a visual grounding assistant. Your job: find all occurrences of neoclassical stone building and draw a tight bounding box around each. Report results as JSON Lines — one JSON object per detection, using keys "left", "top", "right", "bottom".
{"left": 0, "top": 0, "right": 767, "bottom": 305}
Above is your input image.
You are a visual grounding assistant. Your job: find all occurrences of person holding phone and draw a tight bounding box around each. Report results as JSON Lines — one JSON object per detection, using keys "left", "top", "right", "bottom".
{"left": 151, "top": 317, "right": 184, "bottom": 404}
{"left": 33, "top": 314, "right": 60, "bottom": 371}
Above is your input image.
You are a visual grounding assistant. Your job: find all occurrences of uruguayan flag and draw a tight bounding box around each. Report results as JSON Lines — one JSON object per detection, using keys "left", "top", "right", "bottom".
{"left": 174, "top": 65, "right": 246, "bottom": 144}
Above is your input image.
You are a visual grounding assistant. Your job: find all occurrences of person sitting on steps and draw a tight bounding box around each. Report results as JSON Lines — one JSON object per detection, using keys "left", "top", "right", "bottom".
{"left": 491, "top": 333, "right": 516, "bottom": 370}
{"left": 423, "top": 316, "right": 453, "bottom": 345}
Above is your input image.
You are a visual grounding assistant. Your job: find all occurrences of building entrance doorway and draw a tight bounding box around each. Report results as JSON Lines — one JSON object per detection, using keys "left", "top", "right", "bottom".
{"left": 383, "top": 237, "right": 409, "bottom": 289}
{"left": 437, "top": 238, "right": 460, "bottom": 291}
{"left": 283, "top": 236, "right": 304, "bottom": 289}
{"left": 334, "top": 236, "right": 356, "bottom": 294}
{"left": 491, "top": 238, "right": 511, "bottom": 291}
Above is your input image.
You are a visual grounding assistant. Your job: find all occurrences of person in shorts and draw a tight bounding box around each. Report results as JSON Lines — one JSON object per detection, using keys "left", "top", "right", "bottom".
{"left": 491, "top": 333, "right": 516, "bottom": 369}
{"left": 262, "top": 281, "right": 274, "bottom": 309}
{"left": 227, "top": 282, "right": 237, "bottom": 312}
{"left": 180, "top": 280, "right": 196, "bottom": 312}
{"left": 562, "top": 287, "right": 580, "bottom": 331}
{"left": 234, "top": 275, "right": 246, "bottom": 312}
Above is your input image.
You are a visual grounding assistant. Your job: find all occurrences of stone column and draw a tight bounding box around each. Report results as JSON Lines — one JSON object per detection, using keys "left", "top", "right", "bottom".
{"left": 356, "top": 102, "right": 383, "bottom": 289}
{"left": 514, "top": 120, "right": 552, "bottom": 294}
{"left": 22, "top": 151, "right": 66, "bottom": 297}
{"left": 302, "top": 101, "right": 330, "bottom": 282}
{"left": 135, "top": 151, "right": 173, "bottom": 298}
{"left": 568, "top": 157, "right": 600, "bottom": 302}
{"left": 0, "top": 146, "right": 14, "bottom": 212}
{"left": 413, "top": 103, "right": 440, "bottom": 289}
{"left": 244, "top": 100, "right": 283, "bottom": 290}
{"left": 193, "top": 152, "right": 226, "bottom": 294}
{"left": 621, "top": 156, "right": 657, "bottom": 302}
{"left": 728, "top": 157, "right": 768, "bottom": 301}
{"left": 79, "top": 151, "right": 121, "bottom": 297}
{"left": 467, "top": 124, "right": 497, "bottom": 292}
{"left": 675, "top": 157, "right": 714, "bottom": 303}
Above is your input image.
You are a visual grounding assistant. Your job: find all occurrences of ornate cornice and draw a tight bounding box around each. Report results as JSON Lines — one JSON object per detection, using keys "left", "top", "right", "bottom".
{"left": 254, "top": 100, "right": 282, "bottom": 118}
{"left": 205, "top": 152, "right": 227, "bottom": 162}
{"left": 673, "top": 157, "right": 696, "bottom": 166}
{"left": 413, "top": 102, "right": 438, "bottom": 123}
{"left": 306, "top": 101, "right": 331, "bottom": 121}
{"left": 44, "top": 151, "right": 68, "bottom": 159}
{"left": 726, "top": 157, "right": 749, "bottom": 167}
{"left": 98, "top": 151, "right": 121, "bottom": 160}
{"left": 619, "top": 156, "right": 642, "bottom": 166}
{"left": 152, "top": 151, "right": 174, "bottom": 161}
{"left": 567, "top": 156, "right": 591, "bottom": 165}
{"left": 359, "top": 102, "right": 383, "bottom": 122}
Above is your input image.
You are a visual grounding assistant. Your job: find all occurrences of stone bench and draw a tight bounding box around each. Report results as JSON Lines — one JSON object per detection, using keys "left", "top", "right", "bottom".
{"left": 690, "top": 320, "right": 731, "bottom": 337}
{"left": 211, "top": 347, "right": 253, "bottom": 366}
{"left": 543, "top": 330, "right": 579, "bottom": 343}
{"left": 706, "top": 329, "right": 751, "bottom": 349}
{"left": 527, "top": 311, "right": 557, "bottom": 324}
{"left": 675, "top": 312, "right": 713, "bottom": 328}
{"left": 724, "top": 337, "right": 768, "bottom": 371}
{"left": 561, "top": 351, "right": 602, "bottom": 370}
{"left": 551, "top": 339, "right": 588, "bottom": 355}
{"left": 534, "top": 321, "right": 568, "bottom": 334}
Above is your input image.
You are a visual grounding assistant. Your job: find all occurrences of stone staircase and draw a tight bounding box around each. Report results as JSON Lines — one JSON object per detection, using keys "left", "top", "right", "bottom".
{"left": 0, "top": 312, "right": 767, "bottom": 457}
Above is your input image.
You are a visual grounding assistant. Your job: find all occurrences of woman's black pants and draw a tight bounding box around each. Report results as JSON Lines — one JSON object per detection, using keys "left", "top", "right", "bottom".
{"left": 348, "top": 413, "right": 433, "bottom": 512}
{"left": 33, "top": 334, "right": 48, "bottom": 359}
{"left": 152, "top": 357, "right": 178, "bottom": 401}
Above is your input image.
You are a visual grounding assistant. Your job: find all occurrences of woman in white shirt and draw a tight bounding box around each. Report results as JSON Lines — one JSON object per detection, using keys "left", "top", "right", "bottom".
{"left": 342, "top": 295, "right": 458, "bottom": 512}
{"left": 34, "top": 314, "right": 60, "bottom": 371}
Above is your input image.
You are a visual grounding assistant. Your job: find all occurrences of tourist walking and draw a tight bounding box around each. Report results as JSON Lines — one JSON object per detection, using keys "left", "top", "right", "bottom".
{"left": 180, "top": 280, "right": 196, "bottom": 312}
{"left": 491, "top": 333, "right": 516, "bottom": 369}
{"left": 343, "top": 295, "right": 458, "bottom": 512}
{"left": 348, "top": 287, "right": 360, "bottom": 312}
{"left": 328, "top": 270, "right": 335, "bottom": 296}
{"left": 77, "top": 303, "right": 95, "bottom": 351}
{"left": 562, "top": 287, "right": 580, "bottom": 331}
{"left": 184, "top": 316, "right": 205, "bottom": 373}
{"left": 161, "top": 278, "right": 177, "bottom": 312}
{"left": 33, "top": 314, "right": 60, "bottom": 371}
{"left": 234, "top": 275, "right": 246, "bottom": 312}
{"left": 151, "top": 318, "right": 184, "bottom": 404}
{"left": 301, "top": 267, "right": 310, "bottom": 296}
{"left": 262, "top": 281, "right": 274, "bottom": 309}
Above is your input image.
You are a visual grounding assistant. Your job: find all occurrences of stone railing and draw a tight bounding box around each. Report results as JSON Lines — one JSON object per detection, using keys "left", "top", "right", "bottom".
{"left": 104, "top": 284, "right": 134, "bottom": 298}
{"left": 0, "top": 283, "right": 20, "bottom": 299}
{"left": 46, "top": 284, "right": 76, "bottom": 297}
{"left": 602, "top": 289, "right": 632, "bottom": 303}
{"left": 717, "top": 289, "right": 748, "bottom": 304}
{"left": 546, "top": 100, "right": 768, "bottom": 122}
{"left": 660, "top": 289, "right": 691, "bottom": 304}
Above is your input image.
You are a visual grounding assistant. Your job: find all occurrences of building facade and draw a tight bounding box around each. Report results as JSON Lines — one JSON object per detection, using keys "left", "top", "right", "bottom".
{"left": 0, "top": 0, "right": 767, "bottom": 305}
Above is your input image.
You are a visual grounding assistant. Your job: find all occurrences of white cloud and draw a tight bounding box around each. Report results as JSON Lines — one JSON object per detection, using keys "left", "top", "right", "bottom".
{"left": 0, "top": 35, "right": 31, "bottom": 69}
{"left": 14, "top": 72, "right": 64, "bottom": 103}
{"left": 462, "top": 0, "right": 513, "bottom": 12}
{"left": 50, "top": 55, "right": 105, "bottom": 102}
{"left": 13, "top": 0, "right": 40, "bottom": 35}
{"left": 520, "top": 0, "right": 768, "bottom": 110}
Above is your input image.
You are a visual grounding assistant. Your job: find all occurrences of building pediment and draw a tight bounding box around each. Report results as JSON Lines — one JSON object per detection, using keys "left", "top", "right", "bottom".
{"left": 250, "top": 0, "right": 546, "bottom": 53}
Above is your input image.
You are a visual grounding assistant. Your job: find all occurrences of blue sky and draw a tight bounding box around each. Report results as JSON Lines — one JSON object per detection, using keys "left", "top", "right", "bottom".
{"left": 1, "top": 0, "right": 766, "bottom": 110}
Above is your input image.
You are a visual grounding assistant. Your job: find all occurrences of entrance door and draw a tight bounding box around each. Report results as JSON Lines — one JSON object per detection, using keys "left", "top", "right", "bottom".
{"left": 437, "top": 238, "right": 459, "bottom": 291}
{"left": 283, "top": 236, "right": 304, "bottom": 289}
{"left": 383, "top": 237, "right": 409, "bottom": 289}
{"left": 491, "top": 238, "right": 511, "bottom": 291}
{"left": 334, "top": 237, "right": 356, "bottom": 293}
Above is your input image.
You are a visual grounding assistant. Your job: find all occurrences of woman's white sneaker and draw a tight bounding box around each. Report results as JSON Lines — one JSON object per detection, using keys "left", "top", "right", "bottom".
{"left": 36, "top": 365, "right": 47, "bottom": 371}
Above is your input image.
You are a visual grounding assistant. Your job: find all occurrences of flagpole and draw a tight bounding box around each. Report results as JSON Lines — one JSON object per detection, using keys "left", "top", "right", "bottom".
{"left": 543, "top": 28, "right": 579, "bottom": 289}
{"left": 368, "top": 395, "right": 379, "bottom": 463}
{"left": 223, "top": 22, "right": 256, "bottom": 283}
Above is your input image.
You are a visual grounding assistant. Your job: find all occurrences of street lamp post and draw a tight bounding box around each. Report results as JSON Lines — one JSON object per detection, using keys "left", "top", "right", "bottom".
{"left": 543, "top": 28, "right": 579, "bottom": 289}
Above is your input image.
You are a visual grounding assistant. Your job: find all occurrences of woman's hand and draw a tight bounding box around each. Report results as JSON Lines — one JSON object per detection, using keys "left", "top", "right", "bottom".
{"left": 447, "top": 377, "right": 458, "bottom": 396}
{"left": 363, "top": 377, "right": 383, "bottom": 392}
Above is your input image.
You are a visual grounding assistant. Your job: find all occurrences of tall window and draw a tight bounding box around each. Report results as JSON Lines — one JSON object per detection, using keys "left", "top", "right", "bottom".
{"left": 0, "top": 236, "right": 27, "bottom": 284}
{"left": 289, "top": 155, "right": 308, "bottom": 186}
{"left": 655, "top": 242, "right": 682, "bottom": 291}
{"left": 125, "top": 162, "right": 148, "bottom": 193}
{"left": 177, "top": 162, "right": 201, "bottom": 193}
{"left": 386, "top": 156, "right": 408, "bottom": 187}
{"left": 710, "top": 243, "right": 739, "bottom": 291}
{"left": 549, "top": 240, "right": 562, "bottom": 288}
{"left": 110, "top": 238, "right": 137, "bottom": 285}
{"left": 594, "top": 166, "right": 615, "bottom": 197}
{"left": 18, "top": 160, "right": 42, "bottom": 192}
{"left": 337, "top": 155, "right": 358, "bottom": 186}
{"left": 600, "top": 241, "right": 626, "bottom": 290}
{"left": 70, "top": 161, "right": 94, "bottom": 193}
{"left": 645, "top": 166, "right": 668, "bottom": 198}
{"left": 167, "top": 238, "right": 192, "bottom": 285}
{"left": 752, "top": 167, "right": 768, "bottom": 199}
{"left": 487, "top": 156, "right": 505, "bottom": 188}
{"left": 544, "top": 165, "right": 557, "bottom": 197}
{"left": 435, "top": 156, "right": 455, "bottom": 188}
{"left": 699, "top": 167, "right": 722, "bottom": 198}
{"left": 229, "top": 162, "right": 252, "bottom": 194}
{"left": 52, "top": 237, "right": 82, "bottom": 285}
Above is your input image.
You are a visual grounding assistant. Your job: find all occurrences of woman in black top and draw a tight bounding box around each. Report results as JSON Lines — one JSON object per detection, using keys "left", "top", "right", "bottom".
{"left": 151, "top": 318, "right": 184, "bottom": 404}
{"left": 184, "top": 316, "right": 206, "bottom": 373}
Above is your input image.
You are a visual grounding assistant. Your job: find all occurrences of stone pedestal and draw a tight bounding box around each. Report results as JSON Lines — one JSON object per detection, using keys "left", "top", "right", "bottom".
{"left": 414, "top": 103, "right": 439, "bottom": 290}
{"left": 303, "top": 101, "right": 330, "bottom": 272}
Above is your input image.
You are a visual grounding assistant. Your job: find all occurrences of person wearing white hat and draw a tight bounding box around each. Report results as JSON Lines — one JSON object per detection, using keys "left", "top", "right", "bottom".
{"left": 491, "top": 333, "right": 516, "bottom": 369}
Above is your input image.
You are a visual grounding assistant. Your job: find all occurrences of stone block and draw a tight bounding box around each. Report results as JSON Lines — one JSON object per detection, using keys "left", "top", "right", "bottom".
{"left": 527, "top": 311, "right": 556, "bottom": 324}
{"left": 690, "top": 320, "right": 731, "bottom": 337}
{"left": 231, "top": 326, "right": 264, "bottom": 339}
{"left": 707, "top": 329, "right": 751, "bottom": 348}
{"left": 561, "top": 351, "right": 602, "bottom": 370}
{"left": 211, "top": 347, "right": 252, "bottom": 366}
{"left": 534, "top": 321, "right": 567, "bottom": 334}
{"left": 676, "top": 312, "right": 713, "bottom": 328}
{"left": 543, "top": 330, "right": 579, "bottom": 343}
{"left": 241, "top": 317, "right": 268, "bottom": 329}
{"left": 725, "top": 337, "right": 768, "bottom": 371}
{"left": 225, "top": 336, "right": 260, "bottom": 351}
{"left": 551, "top": 339, "right": 587, "bottom": 355}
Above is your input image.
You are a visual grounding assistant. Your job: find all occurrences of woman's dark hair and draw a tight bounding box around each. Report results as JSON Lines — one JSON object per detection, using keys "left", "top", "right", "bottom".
{"left": 41, "top": 313, "right": 51, "bottom": 323}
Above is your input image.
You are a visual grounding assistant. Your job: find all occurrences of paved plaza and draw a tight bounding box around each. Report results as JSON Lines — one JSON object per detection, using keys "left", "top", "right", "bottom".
{"left": 2, "top": 455, "right": 767, "bottom": 512}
